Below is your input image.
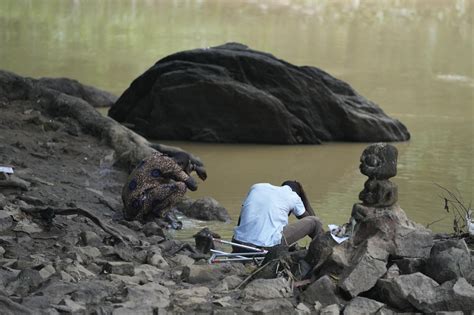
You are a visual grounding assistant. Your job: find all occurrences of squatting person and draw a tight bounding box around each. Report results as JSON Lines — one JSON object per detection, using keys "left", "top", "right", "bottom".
{"left": 121, "top": 151, "right": 206, "bottom": 225}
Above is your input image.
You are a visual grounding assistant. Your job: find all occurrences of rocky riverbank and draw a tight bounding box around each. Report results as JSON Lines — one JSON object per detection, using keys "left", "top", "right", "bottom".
{"left": 1, "top": 70, "right": 472, "bottom": 314}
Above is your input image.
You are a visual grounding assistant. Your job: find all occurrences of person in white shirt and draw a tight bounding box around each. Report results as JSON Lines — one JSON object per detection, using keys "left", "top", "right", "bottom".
{"left": 232, "top": 181, "right": 323, "bottom": 252}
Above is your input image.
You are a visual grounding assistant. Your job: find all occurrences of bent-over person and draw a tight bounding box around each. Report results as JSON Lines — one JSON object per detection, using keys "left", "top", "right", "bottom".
{"left": 122, "top": 151, "right": 206, "bottom": 223}
{"left": 232, "top": 181, "right": 323, "bottom": 253}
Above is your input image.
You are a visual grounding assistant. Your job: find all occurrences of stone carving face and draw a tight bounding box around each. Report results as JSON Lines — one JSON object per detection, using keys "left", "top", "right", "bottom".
{"left": 359, "top": 143, "right": 398, "bottom": 179}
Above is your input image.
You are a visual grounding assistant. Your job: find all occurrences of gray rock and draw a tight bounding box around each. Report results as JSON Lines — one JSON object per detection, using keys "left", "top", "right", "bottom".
{"left": 99, "top": 245, "right": 115, "bottom": 256}
{"left": 0, "top": 246, "right": 5, "bottom": 258}
{"left": 6, "top": 268, "right": 43, "bottom": 296}
{"left": 52, "top": 297, "right": 86, "bottom": 314}
{"left": 38, "top": 264, "right": 56, "bottom": 280}
{"left": 0, "top": 295, "right": 34, "bottom": 315}
{"left": 173, "top": 286, "right": 210, "bottom": 308}
{"left": 394, "top": 257, "right": 425, "bottom": 274}
{"left": 466, "top": 268, "right": 474, "bottom": 286}
{"left": 408, "top": 277, "right": 474, "bottom": 312}
{"left": 181, "top": 264, "right": 221, "bottom": 284}
{"left": 0, "top": 175, "right": 30, "bottom": 191}
{"left": 0, "top": 211, "right": 13, "bottom": 232}
{"left": 24, "top": 281, "right": 76, "bottom": 308}
{"left": 301, "top": 275, "right": 341, "bottom": 306}
{"left": 0, "top": 193, "right": 6, "bottom": 209}
{"left": 176, "top": 197, "right": 230, "bottom": 222}
{"left": 147, "top": 253, "right": 169, "bottom": 269}
{"left": 107, "top": 273, "right": 145, "bottom": 285}
{"left": 338, "top": 239, "right": 388, "bottom": 297}
{"left": 375, "top": 307, "right": 397, "bottom": 315}
{"left": 14, "top": 254, "right": 48, "bottom": 270}
{"left": 216, "top": 275, "right": 243, "bottom": 291}
{"left": 213, "top": 309, "right": 246, "bottom": 315}
{"left": 59, "top": 271, "right": 74, "bottom": 282}
{"left": 134, "top": 264, "right": 164, "bottom": 282}
{"left": 142, "top": 222, "right": 165, "bottom": 237}
{"left": 430, "top": 238, "right": 469, "bottom": 255}
{"left": 12, "top": 219, "right": 42, "bottom": 234}
{"left": 320, "top": 303, "right": 341, "bottom": 315}
{"left": 305, "top": 232, "right": 337, "bottom": 271}
{"left": 118, "top": 282, "right": 170, "bottom": 310}
{"left": 212, "top": 296, "right": 233, "bottom": 308}
{"left": 343, "top": 297, "right": 385, "bottom": 315}
{"left": 392, "top": 224, "right": 434, "bottom": 258}
{"left": 79, "top": 230, "right": 103, "bottom": 247}
{"left": 16, "top": 195, "right": 45, "bottom": 207}
{"left": 63, "top": 262, "right": 96, "bottom": 280}
{"left": 70, "top": 281, "right": 119, "bottom": 305}
{"left": 352, "top": 206, "right": 433, "bottom": 259}
{"left": 75, "top": 246, "right": 101, "bottom": 264}
{"left": 86, "top": 262, "right": 103, "bottom": 275}
{"left": 0, "top": 267, "right": 20, "bottom": 287}
{"left": 170, "top": 254, "right": 195, "bottom": 267}
{"left": 245, "top": 299, "right": 295, "bottom": 313}
{"left": 104, "top": 261, "right": 135, "bottom": 276}
{"left": 20, "top": 296, "right": 60, "bottom": 314}
{"left": 113, "top": 306, "right": 161, "bottom": 315}
{"left": 376, "top": 272, "right": 439, "bottom": 311}
{"left": 243, "top": 278, "right": 292, "bottom": 300}
{"left": 424, "top": 239, "right": 471, "bottom": 284}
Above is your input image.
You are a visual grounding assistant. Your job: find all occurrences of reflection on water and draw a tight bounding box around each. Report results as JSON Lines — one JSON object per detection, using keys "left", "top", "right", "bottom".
{"left": 2, "top": 0, "right": 472, "bottom": 238}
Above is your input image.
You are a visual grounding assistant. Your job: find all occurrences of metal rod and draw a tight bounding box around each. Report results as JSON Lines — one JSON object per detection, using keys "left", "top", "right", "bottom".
{"left": 210, "top": 249, "right": 248, "bottom": 259}
{"left": 210, "top": 249, "right": 266, "bottom": 257}
{"left": 212, "top": 238, "right": 267, "bottom": 253}
{"left": 210, "top": 257, "right": 265, "bottom": 263}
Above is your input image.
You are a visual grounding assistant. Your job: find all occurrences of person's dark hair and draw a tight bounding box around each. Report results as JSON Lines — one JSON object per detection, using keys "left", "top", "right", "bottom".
{"left": 281, "top": 180, "right": 316, "bottom": 216}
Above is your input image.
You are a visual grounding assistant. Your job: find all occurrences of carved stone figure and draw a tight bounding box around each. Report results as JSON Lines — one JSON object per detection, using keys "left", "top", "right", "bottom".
{"left": 352, "top": 143, "right": 399, "bottom": 220}
{"left": 359, "top": 143, "right": 398, "bottom": 180}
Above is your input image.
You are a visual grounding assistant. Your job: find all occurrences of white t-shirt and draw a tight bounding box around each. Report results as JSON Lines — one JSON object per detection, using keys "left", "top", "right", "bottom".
{"left": 233, "top": 183, "right": 306, "bottom": 247}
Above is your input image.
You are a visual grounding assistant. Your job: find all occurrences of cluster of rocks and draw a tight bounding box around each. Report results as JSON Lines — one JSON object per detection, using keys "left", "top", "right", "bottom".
{"left": 108, "top": 43, "right": 410, "bottom": 144}
{"left": 299, "top": 143, "right": 474, "bottom": 313}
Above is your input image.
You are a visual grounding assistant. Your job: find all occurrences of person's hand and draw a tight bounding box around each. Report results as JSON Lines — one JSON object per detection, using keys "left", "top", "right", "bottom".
{"left": 185, "top": 177, "right": 198, "bottom": 191}
{"left": 195, "top": 166, "right": 207, "bottom": 181}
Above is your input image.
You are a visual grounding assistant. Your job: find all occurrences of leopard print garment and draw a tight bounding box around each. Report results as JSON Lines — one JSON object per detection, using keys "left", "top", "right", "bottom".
{"left": 122, "top": 152, "right": 190, "bottom": 221}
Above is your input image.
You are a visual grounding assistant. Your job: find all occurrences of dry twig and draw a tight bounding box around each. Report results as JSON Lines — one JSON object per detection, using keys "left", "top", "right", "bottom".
{"left": 21, "top": 206, "right": 127, "bottom": 244}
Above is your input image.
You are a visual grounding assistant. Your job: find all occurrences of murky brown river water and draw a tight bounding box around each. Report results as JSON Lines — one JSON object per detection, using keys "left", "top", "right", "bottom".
{"left": 1, "top": 0, "right": 472, "bottom": 240}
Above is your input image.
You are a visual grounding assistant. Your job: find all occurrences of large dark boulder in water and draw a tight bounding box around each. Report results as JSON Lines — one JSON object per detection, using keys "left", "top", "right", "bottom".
{"left": 109, "top": 43, "right": 410, "bottom": 144}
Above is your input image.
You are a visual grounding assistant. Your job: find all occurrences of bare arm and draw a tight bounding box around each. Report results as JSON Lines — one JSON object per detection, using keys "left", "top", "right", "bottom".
{"left": 298, "top": 186, "right": 316, "bottom": 217}
{"left": 159, "top": 156, "right": 198, "bottom": 191}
